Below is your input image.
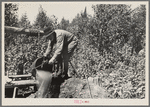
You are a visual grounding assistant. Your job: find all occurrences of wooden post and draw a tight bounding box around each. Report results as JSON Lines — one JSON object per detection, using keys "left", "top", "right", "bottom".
{"left": 86, "top": 76, "right": 93, "bottom": 98}
{"left": 7, "top": 70, "right": 9, "bottom": 77}
{"left": 13, "top": 87, "right": 18, "bottom": 98}
{"left": 38, "top": 33, "right": 40, "bottom": 57}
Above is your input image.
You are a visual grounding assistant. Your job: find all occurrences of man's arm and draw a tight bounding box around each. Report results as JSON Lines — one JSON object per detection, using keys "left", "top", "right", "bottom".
{"left": 49, "top": 35, "right": 64, "bottom": 64}
{"left": 44, "top": 40, "right": 52, "bottom": 57}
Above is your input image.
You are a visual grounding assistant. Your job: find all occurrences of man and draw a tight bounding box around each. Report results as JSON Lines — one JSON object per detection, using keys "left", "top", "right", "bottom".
{"left": 43, "top": 28, "right": 78, "bottom": 79}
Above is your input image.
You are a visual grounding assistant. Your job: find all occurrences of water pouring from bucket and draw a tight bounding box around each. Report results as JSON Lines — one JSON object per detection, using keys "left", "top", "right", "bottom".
{"left": 30, "top": 57, "right": 55, "bottom": 98}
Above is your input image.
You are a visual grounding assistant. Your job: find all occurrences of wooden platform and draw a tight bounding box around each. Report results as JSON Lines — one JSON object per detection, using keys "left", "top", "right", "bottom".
{"left": 5, "top": 80, "right": 37, "bottom": 88}
{"left": 8, "top": 74, "right": 32, "bottom": 78}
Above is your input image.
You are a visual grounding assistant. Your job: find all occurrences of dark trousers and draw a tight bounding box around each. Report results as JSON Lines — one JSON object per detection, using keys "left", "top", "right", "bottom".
{"left": 61, "top": 39, "right": 78, "bottom": 78}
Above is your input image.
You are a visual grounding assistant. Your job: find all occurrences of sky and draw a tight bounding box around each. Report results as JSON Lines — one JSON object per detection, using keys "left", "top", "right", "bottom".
{"left": 16, "top": 2, "right": 143, "bottom": 24}
{"left": 17, "top": 2, "right": 96, "bottom": 24}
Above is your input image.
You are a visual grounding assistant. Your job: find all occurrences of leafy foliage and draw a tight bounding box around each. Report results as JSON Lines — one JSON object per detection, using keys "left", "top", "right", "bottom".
{"left": 5, "top": 4, "right": 146, "bottom": 99}
{"left": 18, "top": 13, "right": 31, "bottom": 28}
{"left": 68, "top": 4, "right": 146, "bottom": 99}
{"left": 58, "top": 17, "right": 69, "bottom": 30}
{"left": 5, "top": 3, "right": 18, "bottom": 26}
{"left": 5, "top": 3, "right": 19, "bottom": 48}
{"left": 33, "top": 6, "right": 58, "bottom": 30}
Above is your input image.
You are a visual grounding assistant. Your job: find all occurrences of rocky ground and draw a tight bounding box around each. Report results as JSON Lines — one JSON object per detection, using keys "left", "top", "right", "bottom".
{"left": 59, "top": 77, "right": 108, "bottom": 98}
{"left": 27, "top": 76, "right": 109, "bottom": 98}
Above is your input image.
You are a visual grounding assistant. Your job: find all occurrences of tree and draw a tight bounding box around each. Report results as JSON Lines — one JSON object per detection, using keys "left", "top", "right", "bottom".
{"left": 129, "top": 5, "right": 146, "bottom": 54}
{"left": 81, "top": 7, "right": 87, "bottom": 18}
{"left": 68, "top": 7, "right": 90, "bottom": 35}
{"left": 59, "top": 17, "right": 69, "bottom": 30}
{"left": 18, "top": 13, "right": 32, "bottom": 45}
{"left": 5, "top": 3, "right": 19, "bottom": 75}
{"left": 5, "top": 3, "right": 18, "bottom": 27}
{"left": 18, "top": 13, "right": 31, "bottom": 28}
{"left": 5, "top": 3, "right": 19, "bottom": 48}
{"left": 33, "top": 6, "right": 55, "bottom": 30}
{"left": 91, "top": 4, "right": 132, "bottom": 55}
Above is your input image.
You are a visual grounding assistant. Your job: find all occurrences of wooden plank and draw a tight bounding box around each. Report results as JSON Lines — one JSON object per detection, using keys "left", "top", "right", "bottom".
{"left": 11, "top": 80, "right": 37, "bottom": 86}
{"left": 5, "top": 80, "right": 37, "bottom": 88}
{"left": 5, "top": 26, "right": 44, "bottom": 35}
{"left": 13, "top": 87, "right": 17, "bottom": 98}
{"left": 8, "top": 74, "right": 32, "bottom": 78}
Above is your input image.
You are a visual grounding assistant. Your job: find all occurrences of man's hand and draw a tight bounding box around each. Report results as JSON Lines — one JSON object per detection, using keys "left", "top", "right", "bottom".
{"left": 43, "top": 53, "right": 47, "bottom": 58}
{"left": 52, "top": 72, "right": 57, "bottom": 78}
{"left": 48, "top": 59, "right": 54, "bottom": 65}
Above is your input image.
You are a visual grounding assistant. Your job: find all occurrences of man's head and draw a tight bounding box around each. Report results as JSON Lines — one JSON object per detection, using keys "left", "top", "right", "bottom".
{"left": 44, "top": 27, "right": 53, "bottom": 36}
{"left": 43, "top": 27, "right": 56, "bottom": 41}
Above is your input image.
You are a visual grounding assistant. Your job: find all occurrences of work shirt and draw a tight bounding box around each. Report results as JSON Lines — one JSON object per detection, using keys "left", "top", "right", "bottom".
{"left": 44, "top": 29, "right": 78, "bottom": 63}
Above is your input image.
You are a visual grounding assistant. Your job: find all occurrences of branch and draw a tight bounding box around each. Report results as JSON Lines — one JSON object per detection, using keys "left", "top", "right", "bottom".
{"left": 5, "top": 26, "right": 44, "bottom": 35}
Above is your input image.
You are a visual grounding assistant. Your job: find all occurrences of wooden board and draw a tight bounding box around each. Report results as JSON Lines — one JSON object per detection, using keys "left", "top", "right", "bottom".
{"left": 5, "top": 80, "right": 37, "bottom": 88}
{"left": 8, "top": 74, "right": 32, "bottom": 78}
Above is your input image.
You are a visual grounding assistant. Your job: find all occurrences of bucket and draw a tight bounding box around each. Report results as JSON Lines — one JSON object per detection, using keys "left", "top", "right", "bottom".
{"left": 31, "top": 57, "right": 54, "bottom": 98}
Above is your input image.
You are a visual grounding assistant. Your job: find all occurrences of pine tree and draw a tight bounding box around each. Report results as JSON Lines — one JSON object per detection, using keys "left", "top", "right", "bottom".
{"left": 5, "top": 3, "right": 19, "bottom": 47}
{"left": 81, "top": 7, "right": 87, "bottom": 18}
{"left": 59, "top": 17, "right": 69, "bottom": 30}
{"left": 33, "top": 6, "right": 54, "bottom": 30}
{"left": 5, "top": 3, "right": 18, "bottom": 27}
{"left": 18, "top": 13, "right": 31, "bottom": 28}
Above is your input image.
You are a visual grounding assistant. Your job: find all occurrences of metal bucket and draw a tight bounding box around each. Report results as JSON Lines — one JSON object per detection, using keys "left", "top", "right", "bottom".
{"left": 31, "top": 57, "right": 54, "bottom": 98}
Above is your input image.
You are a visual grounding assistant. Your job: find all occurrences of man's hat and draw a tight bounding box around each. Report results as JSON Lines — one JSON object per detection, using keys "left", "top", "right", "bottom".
{"left": 43, "top": 27, "right": 55, "bottom": 39}
{"left": 44, "top": 27, "right": 52, "bottom": 34}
